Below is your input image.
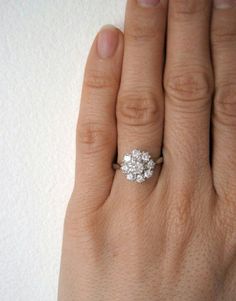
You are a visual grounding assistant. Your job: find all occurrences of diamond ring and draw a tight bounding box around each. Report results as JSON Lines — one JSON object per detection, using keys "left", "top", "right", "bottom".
{"left": 113, "top": 149, "right": 163, "bottom": 183}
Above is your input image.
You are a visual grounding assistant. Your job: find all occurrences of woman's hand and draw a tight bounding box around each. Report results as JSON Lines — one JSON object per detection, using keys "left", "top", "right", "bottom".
{"left": 58, "top": 0, "right": 236, "bottom": 300}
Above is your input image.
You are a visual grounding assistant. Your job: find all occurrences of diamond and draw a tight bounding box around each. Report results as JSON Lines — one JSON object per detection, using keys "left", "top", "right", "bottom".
{"left": 127, "top": 173, "right": 136, "bottom": 181}
{"left": 136, "top": 175, "right": 145, "bottom": 183}
{"left": 147, "top": 159, "right": 155, "bottom": 169}
{"left": 142, "top": 152, "right": 150, "bottom": 162}
{"left": 124, "top": 154, "right": 131, "bottom": 162}
{"left": 133, "top": 162, "right": 144, "bottom": 174}
{"left": 120, "top": 149, "right": 158, "bottom": 183}
{"left": 144, "top": 169, "right": 153, "bottom": 179}
{"left": 121, "top": 164, "right": 128, "bottom": 173}
{"left": 132, "top": 149, "right": 142, "bottom": 158}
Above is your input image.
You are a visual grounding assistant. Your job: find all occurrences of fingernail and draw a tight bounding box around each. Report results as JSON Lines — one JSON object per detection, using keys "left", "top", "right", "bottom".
{"left": 137, "top": 0, "right": 160, "bottom": 7}
{"left": 97, "top": 25, "right": 119, "bottom": 59}
{"left": 214, "top": 0, "right": 236, "bottom": 8}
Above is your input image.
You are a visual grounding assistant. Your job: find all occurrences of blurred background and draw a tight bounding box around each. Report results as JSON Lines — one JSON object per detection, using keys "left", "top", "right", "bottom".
{"left": 0, "top": 1, "right": 125, "bottom": 300}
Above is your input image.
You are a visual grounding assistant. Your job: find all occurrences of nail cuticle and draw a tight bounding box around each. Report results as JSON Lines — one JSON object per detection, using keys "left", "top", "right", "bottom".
{"left": 137, "top": 0, "right": 161, "bottom": 7}
{"left": 214, "top": 0, "right": 236, "bottom": 8}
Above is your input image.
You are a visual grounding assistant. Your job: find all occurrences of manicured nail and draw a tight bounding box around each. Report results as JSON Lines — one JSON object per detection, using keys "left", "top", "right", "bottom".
{"left": 97, "top": 25, "right": 119, "bottom": 59}
{"left": 137, "top": 0, "right": 160, "bottom": 7}
{"left": 214, "top": 0, "right": 236, "bottom": 8}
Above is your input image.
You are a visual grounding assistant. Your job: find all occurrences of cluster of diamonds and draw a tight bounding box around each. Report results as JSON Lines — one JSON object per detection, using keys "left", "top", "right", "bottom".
{"left": 120, "top": 149, "right": 156, "bottom": 183}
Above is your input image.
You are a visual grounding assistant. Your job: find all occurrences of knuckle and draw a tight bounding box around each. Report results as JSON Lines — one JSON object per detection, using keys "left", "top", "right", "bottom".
{"left": 126, "top": 16, "right": 160, "bottom": 42}
{"left": 117, "top": 90, "right": 161, "bottom": 127}
{"left": 164, "top": 68, "right": 213, "bottom": 111}
{"left": 172, "top": 0, "right": 208, "bottom": 18}
{"left": 212, "top": 25, "right": 236, "bottom": 46}
{"left": 214, "top": 84, "right": 236, "bottom": 127}
{"left": 77, "top": 122, "right": 114, "bottom": 155}
{"left": 84, "top": 69, "right": 117, "bottom": 91}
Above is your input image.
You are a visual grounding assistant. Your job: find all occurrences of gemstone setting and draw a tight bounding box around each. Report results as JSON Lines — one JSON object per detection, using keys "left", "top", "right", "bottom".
{"left": 120, "top": 149, "right": 156, "bottom": 183}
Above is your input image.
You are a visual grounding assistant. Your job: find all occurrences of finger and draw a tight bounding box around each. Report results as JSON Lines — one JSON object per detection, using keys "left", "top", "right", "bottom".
{"left": 163, "top": 0, "right": 214, "bottom": 175}
{"left": 73, "top": 26, "right": 124, "bottom": 209}
{"left": 211, "top": 1, "right": 236, "bottom": 199}
{"left": 114, "top": 0, "right": 168, "bottom": 189}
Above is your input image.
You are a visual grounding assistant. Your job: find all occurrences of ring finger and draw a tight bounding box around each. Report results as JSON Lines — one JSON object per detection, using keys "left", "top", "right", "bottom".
{"left": 113, "top": 0, "right": 168, "bottom": 193}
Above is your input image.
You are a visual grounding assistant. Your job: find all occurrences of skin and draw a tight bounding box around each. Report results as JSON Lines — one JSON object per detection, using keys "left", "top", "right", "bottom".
{"left": 58, "top": 0, "right": 236, "bottom": 300}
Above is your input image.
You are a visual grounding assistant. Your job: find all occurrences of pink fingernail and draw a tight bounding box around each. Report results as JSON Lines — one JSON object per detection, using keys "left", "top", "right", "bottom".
{"left": 137, "top": 0, "right": 161, "bottom": 7}
{"left": 214, "top": 0, "right": 236, "bottom": 8}
{"left": 97, "top": 25, "right": 119, "bottom": 59}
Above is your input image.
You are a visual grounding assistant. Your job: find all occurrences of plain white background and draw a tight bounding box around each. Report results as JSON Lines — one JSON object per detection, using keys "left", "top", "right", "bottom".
{"left": 0, "top": 1, "right": 126, "bottom": 300}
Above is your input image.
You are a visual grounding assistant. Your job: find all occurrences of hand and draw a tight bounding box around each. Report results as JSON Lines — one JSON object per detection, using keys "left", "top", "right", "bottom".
{"left": 58, "top": 0, "right": 236, "bottom": 300}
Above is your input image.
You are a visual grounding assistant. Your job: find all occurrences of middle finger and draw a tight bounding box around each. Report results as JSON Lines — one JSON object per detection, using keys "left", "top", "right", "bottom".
{"left": 163, "top": 0, "right": 214, "bottom": 175}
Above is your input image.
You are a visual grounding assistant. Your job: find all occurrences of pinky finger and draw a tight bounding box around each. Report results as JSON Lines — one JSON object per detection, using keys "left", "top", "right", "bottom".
{"left": 72, "top": 25, "right": 124, "bottom": 211}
